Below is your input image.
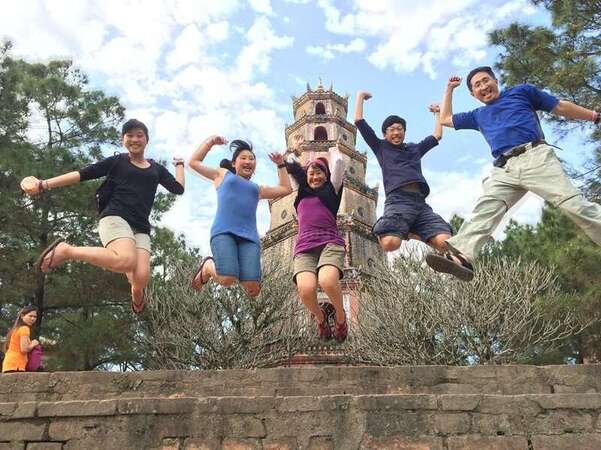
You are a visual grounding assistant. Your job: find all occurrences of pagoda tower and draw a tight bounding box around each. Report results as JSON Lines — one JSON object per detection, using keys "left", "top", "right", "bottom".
{"left": 262, "top": 80, "right": 384, "bottom": 321}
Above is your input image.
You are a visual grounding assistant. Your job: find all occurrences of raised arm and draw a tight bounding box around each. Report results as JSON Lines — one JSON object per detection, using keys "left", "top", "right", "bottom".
{"left": 260, "top": 153, "right": 293, "bottom": 200}
{"left": 428, "top": 103, "right": 443, "bottom": 141}
{"left": 188, "top": 135, "right": 227, "bottom": 181}
{"left": 173, "top": 157, "right": 185, "bottom": 190}
{"left": 552, "top": 100, "right": 600, "bottom": 124}
{"left": 439, "top": 76, "right": 461, "bottom": 128}
{"left": 354, "top": 90, "right": 372, "bottom": 122}
{"left": 329, "top": 145, "right": 345, "bottom": 194}
{"left": 20, "top": 171, "right": 81, "bottom": 196}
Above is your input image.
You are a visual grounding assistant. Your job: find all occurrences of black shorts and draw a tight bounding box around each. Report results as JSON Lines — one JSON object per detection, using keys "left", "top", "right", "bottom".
{"left": 373, "top": 189, "right": 452, "bottom": 242}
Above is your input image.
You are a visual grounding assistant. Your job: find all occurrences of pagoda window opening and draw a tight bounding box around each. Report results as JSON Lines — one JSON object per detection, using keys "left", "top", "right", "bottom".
{"left": 315, "top": 102, "right": 326, "bottom": 115}
{"left": 314, "top": 126, "right": 328, "bottom": 141}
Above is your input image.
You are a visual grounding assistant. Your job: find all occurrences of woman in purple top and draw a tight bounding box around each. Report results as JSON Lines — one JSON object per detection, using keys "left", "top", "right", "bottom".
{"left": 285, "top": 139, "right": 348, "bottom": 342}
{"left": 189, "top": 136, "right": 291, "bottom": 297}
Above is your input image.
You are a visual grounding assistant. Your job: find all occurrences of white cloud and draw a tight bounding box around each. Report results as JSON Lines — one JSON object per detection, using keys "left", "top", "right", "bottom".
{"left": 248, "top": 0, "right": 274, "bottom": 15}
{"left": 313, "top": 0, "right": 536, "bottom": 77}
{"left": 306, "top": 38, "right": 366, "bottom": 61}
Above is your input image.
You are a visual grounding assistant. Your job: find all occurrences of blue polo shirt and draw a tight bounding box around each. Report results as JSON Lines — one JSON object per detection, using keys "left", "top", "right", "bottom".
{"left": 355, "top": 119, "right": 438, "bottom": 197}
{"left": 453, "top": 83, "right": 559, "bottom": 158}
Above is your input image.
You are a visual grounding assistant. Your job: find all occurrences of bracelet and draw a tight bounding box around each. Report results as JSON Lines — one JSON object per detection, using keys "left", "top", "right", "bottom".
{"left": 277, "top": 164, "right": 286, "bottom": 169}
{"left": 593, "top": 111, "right": 600, "bottom": 125}
{"left": 175, "top": 161, "right": 184, "bottom": 167}
{"left": 38, "top": 180, "right": 45, "bottom": 193}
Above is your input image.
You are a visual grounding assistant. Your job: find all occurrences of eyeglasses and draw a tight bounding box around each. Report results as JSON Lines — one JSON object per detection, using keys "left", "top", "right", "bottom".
{"left": 386, "top": 125, "right": 405, "bottom": 132}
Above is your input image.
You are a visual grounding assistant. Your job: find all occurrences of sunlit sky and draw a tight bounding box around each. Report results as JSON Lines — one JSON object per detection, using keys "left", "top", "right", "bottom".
{"left": 3, "top": 0, "right": 597, "bottom": 253}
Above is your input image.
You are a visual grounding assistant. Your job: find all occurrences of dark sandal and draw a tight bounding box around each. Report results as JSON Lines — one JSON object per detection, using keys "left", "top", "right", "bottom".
{"left": 333, "top": 319, "right": 348, "bottom": 343}
{"left": 191, "top": 256, "right": 213, "bottom": 291}
{"left": 35, "top": 238, "right": 64, "bottom": 273}
{"left": 425, "top": 252, "right": 474, "bottom": 282}
{"left": 131, "top": 288, "right": 146, "bottom": 314}
{"left": 317, "top": 303, "right": 335, "bottom": 340}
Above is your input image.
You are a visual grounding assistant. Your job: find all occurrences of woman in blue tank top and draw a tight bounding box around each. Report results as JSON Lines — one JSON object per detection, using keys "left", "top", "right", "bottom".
{"left": 188, "top": 136, "right": 292, "bottom": 297}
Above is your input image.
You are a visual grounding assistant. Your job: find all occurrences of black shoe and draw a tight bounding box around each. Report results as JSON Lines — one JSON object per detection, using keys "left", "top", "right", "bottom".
{"left": 426, "top": 252, "right": 474, "bottom": 282}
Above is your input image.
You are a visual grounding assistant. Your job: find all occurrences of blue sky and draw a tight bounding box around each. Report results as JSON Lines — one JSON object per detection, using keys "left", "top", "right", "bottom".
{"left": 3, "top": 0, "right": 598, "bottom": 254}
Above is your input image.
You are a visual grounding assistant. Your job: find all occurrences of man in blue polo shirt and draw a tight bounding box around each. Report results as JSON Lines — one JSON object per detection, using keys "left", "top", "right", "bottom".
{"left": 354, "top": 90, "right": 453, "bottom": 254}
{"left": 426, "top": 66, "right": 601, "bottom": 281}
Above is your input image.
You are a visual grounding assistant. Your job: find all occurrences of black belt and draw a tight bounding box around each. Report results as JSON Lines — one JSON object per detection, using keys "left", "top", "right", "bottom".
{"left": 493, "top": 140, "right": 545, "bottom": 168}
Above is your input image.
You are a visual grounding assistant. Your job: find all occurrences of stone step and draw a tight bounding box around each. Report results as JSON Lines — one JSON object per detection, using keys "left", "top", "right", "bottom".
{"left": 1, "top": 365, "right": 600, "bottom": 402}
{"left": 1, "top": 393, "right": 601, "bottom": 449}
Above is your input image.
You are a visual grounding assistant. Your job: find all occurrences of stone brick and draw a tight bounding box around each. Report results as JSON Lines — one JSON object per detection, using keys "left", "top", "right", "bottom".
{"left": 25, "top": 444, "right": 63, "bottom": 450}
{"left": 182, "top": 438, "right": 220, "bottom": 450}
{"left": 264, "top": 411, "right": 336, "bottom": 438}
{"left": 222, "top": 439, "right": 261, "bottom": 450}
{"left": 276, "top": 396, "right": 321, "bottom": 413}
{"left": 223, "top": 415, "right": 266, "bottom": 438}
{"left": 161, "top": 437, "right": 181, "bottom": 450}
{"left": 117, "top": 398, "right": 195, "bottom": 415}
{"left": 360, "top": 435, "right": 443, "bottom": 450}
{"left": 438, "top": 395, "right": 481, "bottom": 411}
{"left": 531, "top": 433, "right": 601, "bottom": 450}
{"left": 531, "top": 411, "right": 593, "bottom": 434}
{"left": 307, "top": 436, "right": 334, "bottom": 450}
{"left": 0, "top": 403, "right": 16, "bottom": 417}
{"left": 356, "top": 395, "right": 437, "bottom": 411}
{"left": 470, "top": 413, "right": 513, "bottom": 435}
{"left": 478, "top": 395, "right": 541, "bottom": 416}
{"left": 365, "top": 411, "right": 429, "bottom": 437}
{"left": 0, "top": 422, "right": 46, "bottom": 441}
{"left": 447, "top": 435, "right": 529, "bottom": 450}
{"left": 0, "top": 443, "right": 25, "bottom": 450}
{"left": 431, "top": 413, "right": 471, "bottom": 435}
{"left": 37, "top": 400, "right": 116, "bottom": 417}
{"left": 48, "top": 418, "right": 104, "bottom": 440}
{"left": 262, "top": 437, "right": 298, "bottom": 450}
{"left": 532, "top": 393, "right": 601, "bottom": 410}
{"left": 12, "top": 402, "right": 37, "bottom": 419}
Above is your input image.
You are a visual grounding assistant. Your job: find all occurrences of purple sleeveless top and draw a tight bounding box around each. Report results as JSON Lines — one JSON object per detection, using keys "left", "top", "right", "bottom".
{"left": 294, "top": 196, "right": 345, "bottom": 256}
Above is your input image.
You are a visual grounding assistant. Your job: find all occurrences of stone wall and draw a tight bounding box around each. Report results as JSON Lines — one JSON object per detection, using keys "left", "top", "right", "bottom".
{"left": 1, "top": 365, "right": 601, "bottom": 449}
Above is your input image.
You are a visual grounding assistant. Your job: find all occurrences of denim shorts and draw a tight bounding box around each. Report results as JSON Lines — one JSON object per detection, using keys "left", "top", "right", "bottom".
{"left": 373, "top": 189, "right": 452, "bottom": 242}
{"left": 210, "top": 233, "right": 262, "bottom": 282}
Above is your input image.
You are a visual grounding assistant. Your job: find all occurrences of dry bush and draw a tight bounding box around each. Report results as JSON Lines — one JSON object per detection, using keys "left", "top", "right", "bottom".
{"left": 348, "top": 253, "right": 590, "bottom": 365}
{"left": 138, "top": 258, "right": 314, "bottom": 369}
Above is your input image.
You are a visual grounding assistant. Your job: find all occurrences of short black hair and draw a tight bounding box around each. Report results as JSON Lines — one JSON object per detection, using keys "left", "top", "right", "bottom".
{"left": 381, "top": 115, "right": 407, "bottom": 134}
{"left": 122, "top": 119, "right": 149, "bottom": 141}
{"left": 466, "top": 66, "right": 496, "bottom": 92}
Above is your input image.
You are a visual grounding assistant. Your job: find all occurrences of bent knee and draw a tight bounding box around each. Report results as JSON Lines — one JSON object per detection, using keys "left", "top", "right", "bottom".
{"left": 379, "top": 236, "right": 402, "bottom": 252}
{"left": 115, "top": 255, "right": 137, "bottom": 273}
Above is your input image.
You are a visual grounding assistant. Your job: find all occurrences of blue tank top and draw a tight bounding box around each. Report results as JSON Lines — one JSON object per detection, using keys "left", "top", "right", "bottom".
{"left": 210, "top": 171, "right": 260, "bottom": 244}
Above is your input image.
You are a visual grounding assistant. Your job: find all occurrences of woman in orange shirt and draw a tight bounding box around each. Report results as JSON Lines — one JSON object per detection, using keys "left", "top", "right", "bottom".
{"left": 2, "top": 306, "right": 39, "bottom": 373}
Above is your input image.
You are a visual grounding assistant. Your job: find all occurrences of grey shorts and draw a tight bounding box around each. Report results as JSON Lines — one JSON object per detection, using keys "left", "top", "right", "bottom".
{"left": 98, "top": 216, "right": 151, "bottom": 253}
{"left": 293, "top": 243, "right": 345, "bottom": 283}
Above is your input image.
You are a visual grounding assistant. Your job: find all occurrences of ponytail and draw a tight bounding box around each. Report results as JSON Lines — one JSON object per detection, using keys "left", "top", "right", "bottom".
{"left": 221, "top": 139, "right": 254, "bottom": 174}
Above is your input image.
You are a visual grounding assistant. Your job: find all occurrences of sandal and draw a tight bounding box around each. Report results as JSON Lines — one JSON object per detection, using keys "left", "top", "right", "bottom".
{"left": 131, "top": 288, "right": 146, "bottom": 314}
{"left": 35, "top": 238, "right": 64, "bottom": 273}
{"left": 425, "top": 251, "right": 474, "bottom": 282}
{"left": 191, "top": 256, "right": 213, "bottom": 291}
{"left": 316, "top": 302, "right": 335, "bottom": 340}
{"left": 333, "top": 319, "right": 348, "bottom": 343}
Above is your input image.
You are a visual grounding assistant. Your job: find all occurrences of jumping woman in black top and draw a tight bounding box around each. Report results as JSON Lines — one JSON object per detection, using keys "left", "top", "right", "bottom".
{"left": 20, "top": 119, "right": 185, "bottom": 313}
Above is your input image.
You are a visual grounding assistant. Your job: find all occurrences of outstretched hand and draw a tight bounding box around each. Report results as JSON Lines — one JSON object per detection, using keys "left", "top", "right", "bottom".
{"left": 428, "top": 103, "right": 440, "bottom": 114}
{"left": 447, "top": 76, "right": 461, "bottom": 90}
{"left": 20, "top": 176, "right": 41, "bottom": 196}
{"left": 269, "top": 152, "right": 285, "bottom": 166}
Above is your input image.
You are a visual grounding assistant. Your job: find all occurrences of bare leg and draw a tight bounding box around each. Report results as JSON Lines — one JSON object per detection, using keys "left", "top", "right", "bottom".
{"left": 426, "top": 233, "right": 452, "bottom": 253}
{"left": 240, "top": 281, "right": 261, "bottom": 298}
{"left": 296, "top": 271, "right": 324, "bottom": 323}
{"left": 378, "top": 235, "right": 403, "bottom": 252}
{"left": 318, "top": 265, "right": 345, "bottom": 324}
{"left": 127, "top": 249, "right": 151, "bottom": 306}
{"left": 202, "top": 258, "right": 237, "bottom": 287}
{"left": 41, "top": 238, "right": 137, "bottom": 273}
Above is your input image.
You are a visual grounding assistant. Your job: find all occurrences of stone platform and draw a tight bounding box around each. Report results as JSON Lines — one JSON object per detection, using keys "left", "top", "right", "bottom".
{"left": 1, "top": 365, "right": 601, "bottom": 449}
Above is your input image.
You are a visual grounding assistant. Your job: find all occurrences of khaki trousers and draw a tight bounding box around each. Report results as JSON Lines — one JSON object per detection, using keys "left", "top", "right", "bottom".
{"left": 447, "top": 143, "right": 601, "bottom": 261}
